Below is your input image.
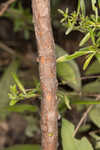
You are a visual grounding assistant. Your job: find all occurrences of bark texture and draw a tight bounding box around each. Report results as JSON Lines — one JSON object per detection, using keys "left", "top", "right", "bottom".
{"left": 32, "top": 0, "right": 58, "bottom": 150}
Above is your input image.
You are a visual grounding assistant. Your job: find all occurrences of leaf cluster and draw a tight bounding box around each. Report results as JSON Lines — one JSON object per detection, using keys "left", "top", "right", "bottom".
{"left": 8, "top": 73, "right": 40, "bottom": 106}
{"left": 57, "top": 0, "right": 100, "bottom": 70}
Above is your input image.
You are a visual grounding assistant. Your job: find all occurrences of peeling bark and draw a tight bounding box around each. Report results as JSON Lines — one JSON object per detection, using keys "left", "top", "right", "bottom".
{"left": 32, "top": 0, "right": 58, "bottom": 150}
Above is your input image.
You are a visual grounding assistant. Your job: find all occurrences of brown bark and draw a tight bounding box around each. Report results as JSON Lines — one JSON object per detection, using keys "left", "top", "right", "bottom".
{"left": 32, "top": 0, "right": 58, "bottom": 150}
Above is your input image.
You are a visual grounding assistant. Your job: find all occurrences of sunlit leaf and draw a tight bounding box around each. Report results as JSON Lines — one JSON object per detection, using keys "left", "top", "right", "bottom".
{"left": 65, "top": 26, "right": 73, "bottom": 35}
{"left": 77, "top": 0, "right": 81, "bottom": 15}
{"left": 80, "top": 0, "right": 86, "bottom": 16}
{"left": 90, "top": 30, "right": 96, "bottom": 45}
{"left": 56, "top": 47, "right": 93, "bottom": 63}
{"left": 58, "top": 90, "right": 71, "bottom": 109}
{"left": 83, "top": 53, "right": 95, "bottom": 70}
{"left": 64, "top": 95, "right": 71, "bottom": 109}
{"left": 12, "top": 72, "right": 26, "bottom": 94}
{"left": 91, "top": 0, "right": 98, "bottom": 21}
{"left": 58, "top": 9, "right": 65, "bottom": 15}
{"left": 98, "top": 0, "right": 100, "bottom": 8}
{"left": 9, "top": 99, "right": 18, "bottom": 106}
{"left": 79, "top": 33, "right": 90, "bottom": 47}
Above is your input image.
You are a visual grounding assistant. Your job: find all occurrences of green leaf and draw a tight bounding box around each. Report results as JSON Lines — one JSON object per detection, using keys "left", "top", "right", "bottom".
{"left": 79, "top": 33, "right": 90, "bottom": 47}
{"left": 62, "top": 119, "right": 77, "bottom": 150}
{"left": 64, "top": 95, "right": 71, "bottom": 109}
{"left": 83, "top": 53, "right": 95, "bottom": 70}
{"left": 91, "top": 0, "right": 98, "bottom": 21}
{"left": 80, "top": 0, "right": 86, "bottom": 16}
{"left": 65, "top": 26, "right": 73, "bottom": 35}
{"left": 95, "top": 52, "right": 100, "bottom": 63}
{"left": 4, "top": 144, "right": 41, "bottom": 150}
{"left": 98, "top": 0, "right": 100, "bottom": 8}
{"left": 79, "top": 124, "right": 91, "bottom": 133}
{"left": 12, "top": 72, "right": 26, "bottom": 94}
{"left": 9, "top": 99, "right": 18, "bottom": 106}
{"left": 56, "top": 47, "right": 93, "bottom": 63}
{"left": 85, "top": 60, "right": 100, "bottom": 75}
{"left": 77, "top": 0, "right": 81, "bottom": 16}
{"left": 6, "top": 104, "right": 38, "bottom": 113}
{"left": 90, "top": 28, "right": 96, "bottom": 45}
{"left": 89, "top": 105, "right": 100, "bottom": 128}
{"left": 83, "top": 80, "right": 100, "bottom": 93}
{"left": 56, "top": 45, "right": 81, "bottom": 91}
{"left": 61, "top": 118, "right": 93, "bottom": 150}
{"left": 58, "top": 90, "right": 71, "bottom": 109}
{"left": 58, "top": 9, "right": 65, "bottom": 15}
{"left": 76, "top": 137, "right": 93, "bottom": 150}
{"left": 57, "top": 62, "right": 81, "bottom": 91}
{"left": 90, "top": 132, "right": 100, "bottom": 149}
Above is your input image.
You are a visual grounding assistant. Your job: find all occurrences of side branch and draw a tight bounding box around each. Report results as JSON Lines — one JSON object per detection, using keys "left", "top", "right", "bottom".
{"left": 0, "top": 0, "right": 15, "bottom": 16}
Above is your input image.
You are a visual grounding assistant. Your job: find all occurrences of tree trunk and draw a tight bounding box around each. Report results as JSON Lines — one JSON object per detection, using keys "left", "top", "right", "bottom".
{"left": 32, "top": 0, "right": 58, "bottom": 150}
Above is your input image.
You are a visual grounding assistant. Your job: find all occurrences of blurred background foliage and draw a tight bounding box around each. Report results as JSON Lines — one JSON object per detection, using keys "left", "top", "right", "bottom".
{"left": 0, "top": 0, "right": 100, "bottom": 150}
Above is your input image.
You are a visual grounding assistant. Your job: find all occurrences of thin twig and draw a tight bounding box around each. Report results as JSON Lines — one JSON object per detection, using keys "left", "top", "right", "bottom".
{"left": 81, "top": 75, "right": 100, "bottom": 80}
{"left": 0, "top": 0, "right": 16, "bottom": 16}
{"left": 73, "top": 96, "right": 100, "bottom": 137}
{"left": 0, "top": 41, "right": 37, "bottom": 63}
{"left": 73, "top": 104, "right": 93, "bottom": 137}
{"left": 0, "top": 42, "right": 15, "bottom": 55}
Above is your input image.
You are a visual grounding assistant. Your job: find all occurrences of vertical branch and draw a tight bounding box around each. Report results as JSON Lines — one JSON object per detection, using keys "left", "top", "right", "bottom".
{"left": 32, "top": 0, "right": 58, "bottom": 150}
